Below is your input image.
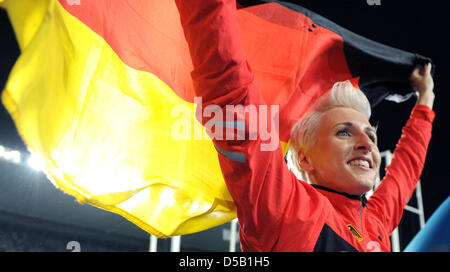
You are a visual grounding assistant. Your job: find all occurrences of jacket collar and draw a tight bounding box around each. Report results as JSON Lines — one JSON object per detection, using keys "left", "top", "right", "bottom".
{"left": 311, "top": 184, "right": 368, "bottom": 208}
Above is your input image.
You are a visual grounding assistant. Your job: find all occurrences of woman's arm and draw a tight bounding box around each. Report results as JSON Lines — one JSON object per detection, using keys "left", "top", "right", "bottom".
{"left": 174, "top": 0, "right": 329, "bottom": 251}
{"left": 368, "top": 63, "right": 435, "bottom": 232}
{"left": 174, "top": 0, "right": 253, "bottom": 106}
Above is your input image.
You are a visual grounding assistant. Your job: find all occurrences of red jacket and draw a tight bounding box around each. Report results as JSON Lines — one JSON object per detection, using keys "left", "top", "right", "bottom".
{"left": 175, "top": 0, "right": 435, "bottom": 252}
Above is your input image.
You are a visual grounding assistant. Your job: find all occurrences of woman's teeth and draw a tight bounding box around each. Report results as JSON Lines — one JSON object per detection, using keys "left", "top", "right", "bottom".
{"left": 349, "top": 160, "right": 370, "bottom": 168}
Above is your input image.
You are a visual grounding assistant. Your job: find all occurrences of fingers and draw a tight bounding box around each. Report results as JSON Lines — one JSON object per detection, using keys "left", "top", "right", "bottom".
{"left": 411, "top": 63, "right": 432, "bottom": 78}
{"left": 410, "top": 65, "right": 422, "bottom": 81}
{"left": 424, "top": 62, "right": 432, "bottom": 75}
{"left": 412, "top": 66, "right": 421, "bottom": 77}
{"left": 410, "top": 63, "right": 434, "bottom": 96}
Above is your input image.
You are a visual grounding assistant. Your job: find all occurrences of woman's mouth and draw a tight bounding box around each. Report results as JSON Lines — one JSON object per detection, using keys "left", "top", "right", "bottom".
{"left": 348, "top": 158, "right": 372, "bottom": 171}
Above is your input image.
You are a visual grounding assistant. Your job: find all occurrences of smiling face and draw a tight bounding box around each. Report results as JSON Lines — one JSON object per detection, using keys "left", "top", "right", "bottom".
{"left": 300, "top": 107, "right": 381, "bottom": 195}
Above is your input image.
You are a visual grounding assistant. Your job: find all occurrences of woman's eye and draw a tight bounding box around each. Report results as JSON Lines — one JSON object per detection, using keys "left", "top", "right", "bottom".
{"left": 336, "top": 129, "right": 350, "bottom": 136}
{"left": 368, "top": 134, "right": 377, "bottom": 143}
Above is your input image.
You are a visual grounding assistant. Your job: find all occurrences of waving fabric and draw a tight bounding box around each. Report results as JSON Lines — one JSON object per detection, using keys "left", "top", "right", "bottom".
{"left": 1, "top": 0, "right": 430, "bottom": 237}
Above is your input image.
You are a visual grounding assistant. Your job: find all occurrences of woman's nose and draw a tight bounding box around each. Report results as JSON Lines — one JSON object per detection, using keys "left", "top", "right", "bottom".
{"left": 355, "top": 134, "right": 373, "bottom": 153}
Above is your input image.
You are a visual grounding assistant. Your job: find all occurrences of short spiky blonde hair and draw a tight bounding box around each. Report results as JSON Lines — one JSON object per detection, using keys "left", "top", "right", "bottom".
{"left": 288, "top": 80, "right": 371, "bottom": 177}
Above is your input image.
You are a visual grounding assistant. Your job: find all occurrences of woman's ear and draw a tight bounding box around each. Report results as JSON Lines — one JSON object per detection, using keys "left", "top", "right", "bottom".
{"left": 298, "top": 150, "right": 314, "bottom": 172}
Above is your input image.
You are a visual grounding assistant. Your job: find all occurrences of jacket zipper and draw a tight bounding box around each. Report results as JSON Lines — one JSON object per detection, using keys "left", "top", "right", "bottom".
{"left": 359, "top": 203, "right": 363, "bottom": 231}
{"left": 359, "top": 196, "right": 368, "bottom": 232}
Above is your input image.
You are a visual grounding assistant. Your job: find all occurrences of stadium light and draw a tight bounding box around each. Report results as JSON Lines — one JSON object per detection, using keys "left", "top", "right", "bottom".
{"left": 27, "top": 152, "right": 45, "bottom": 172}
{"left": 0, "top": 144, "right": 21, "bottom": 164}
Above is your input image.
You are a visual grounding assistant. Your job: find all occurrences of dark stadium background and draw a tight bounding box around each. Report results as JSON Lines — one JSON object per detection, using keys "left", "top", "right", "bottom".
{"left": 0, "top": 0, "right": 448, "bottom": 252}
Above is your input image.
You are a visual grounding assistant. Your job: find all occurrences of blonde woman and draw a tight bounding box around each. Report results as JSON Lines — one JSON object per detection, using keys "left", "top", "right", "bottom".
{"left": 175, "top": 0, "right": 435, "bottom": 251}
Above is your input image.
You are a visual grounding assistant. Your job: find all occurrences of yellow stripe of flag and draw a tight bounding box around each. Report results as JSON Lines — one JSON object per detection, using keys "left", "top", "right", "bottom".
{"left": 2, "top": 0, "right": 236, "bottom": 237}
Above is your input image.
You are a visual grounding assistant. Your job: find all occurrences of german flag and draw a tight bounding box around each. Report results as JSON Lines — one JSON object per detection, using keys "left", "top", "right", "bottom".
{"left": 1, "top": 0, "right": 431, "bottom": 237}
